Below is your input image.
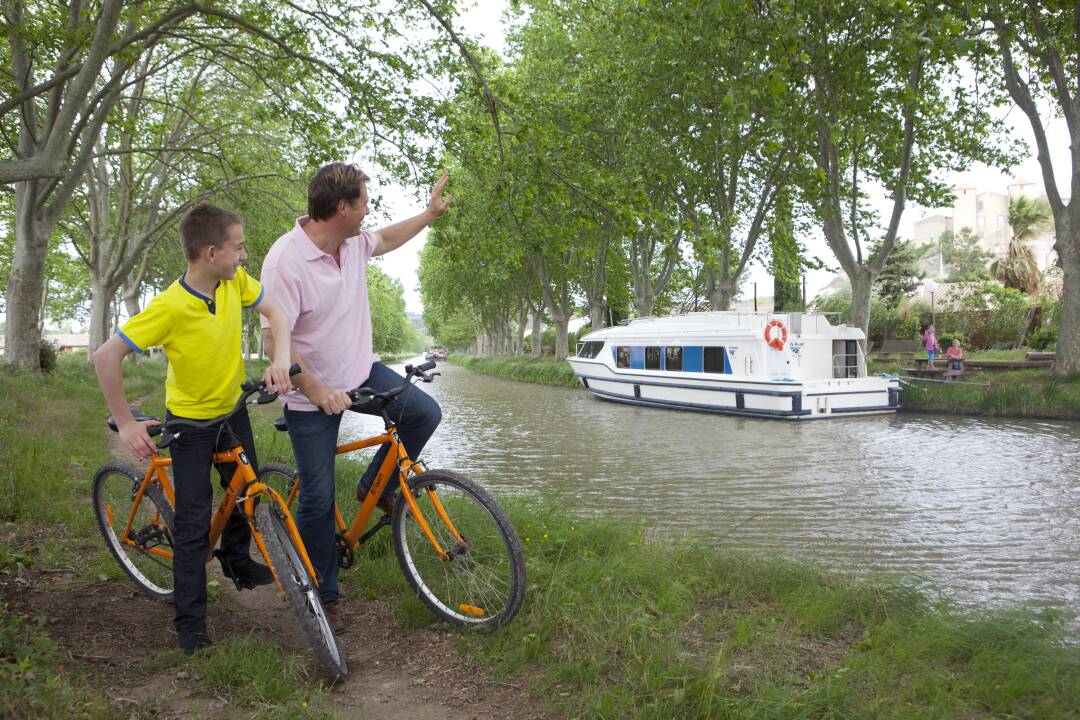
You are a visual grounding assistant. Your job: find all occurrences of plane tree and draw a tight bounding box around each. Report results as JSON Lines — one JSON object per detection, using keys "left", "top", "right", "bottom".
{"left": 0, "top": 0, "right": 454, "bottom": 370}
{"left": 765, "top": 0, "right": 1011, "bottom": 342}
{"left": 985, "top": 0, "right": 1080, "bottom": 370}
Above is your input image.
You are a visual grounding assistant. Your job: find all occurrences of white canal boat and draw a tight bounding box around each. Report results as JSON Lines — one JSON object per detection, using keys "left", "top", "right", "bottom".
{"left": 567, "top": 312, "right": 900, "bottom": 420}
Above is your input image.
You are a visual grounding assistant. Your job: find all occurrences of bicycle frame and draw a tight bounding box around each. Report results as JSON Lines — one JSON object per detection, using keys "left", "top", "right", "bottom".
{"left": 118, "top": 447, "right": 321, "bottom": 593}
{"left": 282, "top": 425, "right": 464, "bottom": 561}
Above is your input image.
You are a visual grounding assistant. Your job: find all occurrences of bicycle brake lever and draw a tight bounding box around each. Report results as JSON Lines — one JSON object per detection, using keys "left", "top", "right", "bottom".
{"left": 255, "top": 390, "right": 278, "bottom": 405}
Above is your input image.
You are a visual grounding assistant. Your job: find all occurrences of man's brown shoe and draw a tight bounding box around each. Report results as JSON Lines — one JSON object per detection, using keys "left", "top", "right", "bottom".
{"left": 323, "top": 601, "right": 345, "bottom": 634}
{"left": 376, "top": 492, "right": 396, "bottom": 516}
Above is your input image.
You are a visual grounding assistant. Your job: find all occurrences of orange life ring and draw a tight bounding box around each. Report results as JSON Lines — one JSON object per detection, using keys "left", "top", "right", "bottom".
{"left": 764, "top": 319, "right": 788, "bottom": 351}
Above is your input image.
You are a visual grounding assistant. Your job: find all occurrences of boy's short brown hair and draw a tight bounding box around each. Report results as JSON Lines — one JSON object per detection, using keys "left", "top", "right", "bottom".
{"left": 308, "top": 162, "right": 370, "bottom": 221}
{"left": 179, "top": 204, "right": 242, "bottom": 260}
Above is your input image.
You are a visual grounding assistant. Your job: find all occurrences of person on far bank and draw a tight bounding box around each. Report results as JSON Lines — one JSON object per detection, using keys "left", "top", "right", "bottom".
{"left": 946, "top": 337, "right": 964, "bottom": 371}
{"left": 260, "top": 163, "right": 451, "bottom": 633}
{"left": 93, "top": 204, "right": 295, "bottom": 655}
{"left": 922, "top": 324, "right": 940, "bottom": 369}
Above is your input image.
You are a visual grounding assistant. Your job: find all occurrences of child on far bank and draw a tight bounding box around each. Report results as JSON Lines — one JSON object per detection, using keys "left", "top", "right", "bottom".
{"left": 946, "top": 337, "right": 964, "bottom": 371}
{"left": 922, "top": 324, "right": 940, "bottom": 369}
{"left": 93, "top": 204, "right": 294, "bottom": 655}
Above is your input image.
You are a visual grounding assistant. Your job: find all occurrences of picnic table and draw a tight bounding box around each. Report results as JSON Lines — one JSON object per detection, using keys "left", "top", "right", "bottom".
{"left": 913, "top": 357, "right": 1051, "bottom": 370}
{"left": 904, "top": 365, "right": 968, "bottom": 380}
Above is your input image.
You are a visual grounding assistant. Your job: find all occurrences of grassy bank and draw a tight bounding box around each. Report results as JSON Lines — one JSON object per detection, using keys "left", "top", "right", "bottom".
{"left": 2, "top": 357, "right": 1079, "bottom": 718}
{"left": 869, "top": 362, "right": 1080, "bottom": 420}
{"left": 448, "top": 353, "right": 579, "bottom": 387}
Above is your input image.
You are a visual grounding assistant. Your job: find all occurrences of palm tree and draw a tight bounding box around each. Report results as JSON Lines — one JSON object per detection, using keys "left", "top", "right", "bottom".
{"left": 991, "top": 195, "right": 1051, "bottom": 294}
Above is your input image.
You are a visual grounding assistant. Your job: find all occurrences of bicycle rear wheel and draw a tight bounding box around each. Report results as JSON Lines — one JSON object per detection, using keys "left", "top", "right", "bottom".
{"left": 255, "top": 500, "right": 347, "bottom": 682}
{"left": 392, "top": 469, "right": 525, "bottom": 628}
{"left": 92, "top": 462, "right": 175, "bottom": 602}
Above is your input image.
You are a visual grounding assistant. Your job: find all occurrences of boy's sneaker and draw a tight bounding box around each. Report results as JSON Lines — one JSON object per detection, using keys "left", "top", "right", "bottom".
{"left": 220, "top": 556, "right": 275, "bottom": 588}
{"left": 178, "top": 625, "right": 212, "bottom": 655}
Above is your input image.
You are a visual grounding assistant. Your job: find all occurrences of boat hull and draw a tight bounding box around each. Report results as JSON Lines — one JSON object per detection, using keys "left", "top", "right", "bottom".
{"left": 568, "top": 358, "right": 898, "bottom": 420}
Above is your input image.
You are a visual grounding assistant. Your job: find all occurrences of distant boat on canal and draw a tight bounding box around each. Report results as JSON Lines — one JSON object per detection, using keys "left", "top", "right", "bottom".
{"left": 567, "top": 312, "right": 900, "bottom": 420}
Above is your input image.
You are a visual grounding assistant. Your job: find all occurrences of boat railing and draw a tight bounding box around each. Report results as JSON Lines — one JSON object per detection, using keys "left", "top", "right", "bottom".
{"left": 623, "top": 311, "right": 841, "bottom": 334}
{"left": 832, "top": 343, "right": 867, "bottom": 379}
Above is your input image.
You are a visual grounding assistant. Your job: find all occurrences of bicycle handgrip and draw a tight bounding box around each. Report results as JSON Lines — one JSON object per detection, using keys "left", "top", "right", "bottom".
{"left": 416, "top": 360, "right": 437, "bottom": 373}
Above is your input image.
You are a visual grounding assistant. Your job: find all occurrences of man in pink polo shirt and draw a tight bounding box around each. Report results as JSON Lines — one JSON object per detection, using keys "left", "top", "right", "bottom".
{"left": 260, "top": 163, "right": 451, "bottom": 631}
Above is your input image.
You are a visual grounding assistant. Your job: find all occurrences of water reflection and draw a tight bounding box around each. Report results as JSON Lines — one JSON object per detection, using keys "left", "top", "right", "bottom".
{"left": 341, "top": 358, "right": 1080, "bottom": 619}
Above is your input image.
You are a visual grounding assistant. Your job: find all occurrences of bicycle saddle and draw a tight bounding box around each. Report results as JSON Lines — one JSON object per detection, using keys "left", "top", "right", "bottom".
{"left": 107, "top": 407, "right": 163, "bottom": 436}
{"left": 273, "top": 416, "right": 288, "bottom": 432}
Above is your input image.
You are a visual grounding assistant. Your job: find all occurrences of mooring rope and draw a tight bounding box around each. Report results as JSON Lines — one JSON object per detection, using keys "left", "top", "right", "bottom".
{"left": 877, "top": 372, "right": 992, "bottom": 388}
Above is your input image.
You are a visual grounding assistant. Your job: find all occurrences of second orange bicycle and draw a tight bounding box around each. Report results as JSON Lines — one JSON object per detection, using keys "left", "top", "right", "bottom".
{"left": 259, "top": 360, "right": 526, "bottom": 628}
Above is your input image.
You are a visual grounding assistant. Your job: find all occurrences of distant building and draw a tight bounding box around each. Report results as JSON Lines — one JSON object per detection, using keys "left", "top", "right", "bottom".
{"left": 911, "top": 179, "right": 1058, "bottom": 272}
{"left": 0, "top": 333, "right": 89, "bottom": 358}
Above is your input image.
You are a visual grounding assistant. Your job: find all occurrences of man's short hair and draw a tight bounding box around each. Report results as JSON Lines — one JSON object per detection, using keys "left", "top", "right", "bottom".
{"left": 179, "top": 204, "right": 242, "bottom": 260}
{"left": 308, "top": 162, "right": 370, "bottom": 221}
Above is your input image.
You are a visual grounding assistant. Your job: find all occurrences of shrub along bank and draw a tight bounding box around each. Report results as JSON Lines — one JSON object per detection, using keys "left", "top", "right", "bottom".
{"left": 1, "top": 357, "right": 1078, "bottom": 718}
{"left": 448, "top": 353, "right": 579, "bottom": 387}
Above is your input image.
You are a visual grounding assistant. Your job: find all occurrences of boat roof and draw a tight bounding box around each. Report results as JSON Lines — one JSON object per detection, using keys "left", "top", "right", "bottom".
{"left": 581, "top": 311, "right": 864, "bottom": 342}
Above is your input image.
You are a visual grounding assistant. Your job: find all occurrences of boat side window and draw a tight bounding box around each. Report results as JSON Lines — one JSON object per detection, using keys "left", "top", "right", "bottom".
{"left": 664, "top": 346, "right": 683, "bottom": 371}
{"left": 577, "top": 341, "right": 605, "bottom": 359}
{"left": 703, "top": 346, "right": 730, "bottom": 374}
{"left": 616, "top": 346, "right": 631, "bottom": 368}
{"left": 645, "top": 346, "right": 661, "bottom": 370}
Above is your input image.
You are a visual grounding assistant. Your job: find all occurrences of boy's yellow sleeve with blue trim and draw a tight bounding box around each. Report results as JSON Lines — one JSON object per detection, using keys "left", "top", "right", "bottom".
{"left": 237, "top": 266, "right": 263, "bottom": 308}
{"left": 118, "top": 294, "right": 171, "bottom": 353}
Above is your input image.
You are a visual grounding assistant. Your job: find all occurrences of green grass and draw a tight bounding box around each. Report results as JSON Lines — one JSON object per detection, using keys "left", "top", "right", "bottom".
{"left": 346, "top": 504, "right": 1080, "bottom": 719}
{"left": 0, "top": 610, "right": 111, "bottom": 719}
{"left": 448, "top": 354, "right": 579, "bottom": 387}
{"left": 3, "top": 356, "right": 1079, "bottom": 719}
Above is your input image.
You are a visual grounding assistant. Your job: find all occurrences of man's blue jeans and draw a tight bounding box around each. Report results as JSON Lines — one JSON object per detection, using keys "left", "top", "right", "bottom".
{"left": 284, "top": 361, "right": 441, "bottom": 604}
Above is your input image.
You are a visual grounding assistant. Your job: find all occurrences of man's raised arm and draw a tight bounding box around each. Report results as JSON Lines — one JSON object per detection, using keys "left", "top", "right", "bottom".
{"left": 373, "top": 171, "right": 453, "bottom": 257}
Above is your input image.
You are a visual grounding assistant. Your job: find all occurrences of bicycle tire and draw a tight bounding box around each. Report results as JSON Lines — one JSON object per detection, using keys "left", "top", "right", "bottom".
{"left": 92, "top": 461, "right": 175, "bottom": 602}
{"left": 392, "top": 469, "right": 525, "bottom": 628}
{"left": 257, "top": 463, "right": 298, "bottom": 510}
{"left": 255, "top": 501, "right": 347, "bottom": 682}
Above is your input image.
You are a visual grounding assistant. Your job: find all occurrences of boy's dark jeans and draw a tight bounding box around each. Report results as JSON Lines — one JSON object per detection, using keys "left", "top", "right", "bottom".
{"left": 165, "top": 404, "right": 258, "bottom": 632}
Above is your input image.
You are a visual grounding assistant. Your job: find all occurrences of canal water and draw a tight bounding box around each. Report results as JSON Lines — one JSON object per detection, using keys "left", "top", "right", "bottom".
{"left": 342, "top": 358, "right": 1080, "bottom": 621}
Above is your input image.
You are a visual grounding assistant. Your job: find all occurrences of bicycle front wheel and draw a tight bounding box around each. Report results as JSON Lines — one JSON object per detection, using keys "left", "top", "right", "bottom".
{"left": 92, "top": 462, "right": 175, "bottom": 602}
{"left": 393, "top": 469, "right": 525, "bottom": 628}
{"left": 257, "top": 463, "right": 298, "bottom": 510}
{"left": 255, "top": 501, "right": 347, "bottom": 682}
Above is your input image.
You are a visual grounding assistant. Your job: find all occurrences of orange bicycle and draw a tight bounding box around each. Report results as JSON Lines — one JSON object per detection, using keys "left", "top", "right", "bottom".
{"left": 92, "top": 367, "right": 348, "bottom": 681}
{"left": 258, "top": 360, "right": 526, "bottom": 628}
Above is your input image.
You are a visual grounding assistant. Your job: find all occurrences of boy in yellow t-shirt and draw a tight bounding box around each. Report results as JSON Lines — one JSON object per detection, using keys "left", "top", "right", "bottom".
{"left": 93, "top": 204, "right": 293, "bottom": 655}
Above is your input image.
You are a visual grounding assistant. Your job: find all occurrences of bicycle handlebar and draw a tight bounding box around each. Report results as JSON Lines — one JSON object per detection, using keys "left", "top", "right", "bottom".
{"left": 159, "top": 363, "right": 302, "bottom": 440}
{"left": 346, "top": 360, "right": 438, "bottom": 409}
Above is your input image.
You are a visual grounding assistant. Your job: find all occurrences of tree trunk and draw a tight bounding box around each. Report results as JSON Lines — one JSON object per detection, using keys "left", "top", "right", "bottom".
{"left": 531, "top": 312, "right": 543, "bottom": 358}
{"left": 706, "top": 264, "right": 738, "bottom": 311}
{"left": 88, "top": 274, "right": 115, "bottom": 356}
{"left": 3, "top": 182, "right": 49, "bottom": 370}
{"left": 633, "top": 289, "right": 656, "bottom": 318}
{"left": 123, "top": 275, "right": 142, "bottom": 319}
{"left": 846, "top": 266, "right": 874, "bottom": 348}
{"left": 551, "top": 313, "right": 569, "bottom": 360}
{"left": 1055, "top": 209, "right": 1080, "bottom": 374}
{"left": 589, "top": 303, "right": 605, "bottom": 334}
